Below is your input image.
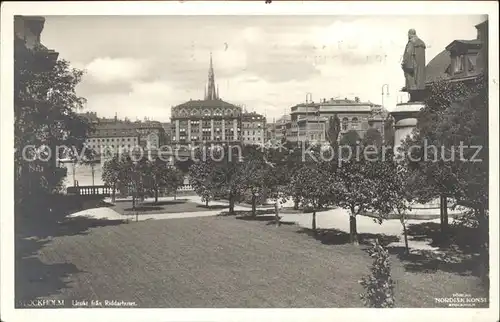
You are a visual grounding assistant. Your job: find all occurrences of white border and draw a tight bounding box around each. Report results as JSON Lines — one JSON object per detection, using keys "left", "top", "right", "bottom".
{"left": 1, "top": 2, "right": 498, "bottom": 322}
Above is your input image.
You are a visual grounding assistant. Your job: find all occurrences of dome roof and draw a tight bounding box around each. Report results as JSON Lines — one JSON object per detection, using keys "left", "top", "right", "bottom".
{"left": 425, "top": 49, "right": 451, "bottom": 84}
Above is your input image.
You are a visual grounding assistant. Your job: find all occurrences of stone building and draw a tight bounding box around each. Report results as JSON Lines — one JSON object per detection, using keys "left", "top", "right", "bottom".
{"left": 82, "top": 116, "right": 167, "bottom": 155}
{"left": 161, "top": 122, "right": 173, "bottom": 143}
{"left": 133, "top": 120, "right": 165, "bottom": 149}
{"left": 171, "top": 54, "right": 242, "bottom": 145}
{"left": 14, "top": 16, "right": 59, "bottom": 65}
{"left": 241, "top": 112, "right": 266, "bottom": 145}
{"left": 288, "top": 97, "right": 387, "bottom": 143}
{"left": 272, "top": 115, "right": 292, "bottom": 143}
{"left": 85, "top": 126, "right": 140, "bottom": 156}
{"left": 425, "top": 20, "right": 488, "bottom": 85}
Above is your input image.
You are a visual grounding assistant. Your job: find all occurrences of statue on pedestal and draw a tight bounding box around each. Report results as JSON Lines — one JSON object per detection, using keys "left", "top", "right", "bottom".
{"left": 401, "top": 29, "right": 426, "bottom": 102}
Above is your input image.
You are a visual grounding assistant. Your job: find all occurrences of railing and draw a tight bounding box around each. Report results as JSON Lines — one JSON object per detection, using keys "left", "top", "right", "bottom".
{"left": 177, "top": 184, "right": 193, "bottom": 192}
{"left": 67, "top": 185, "right": 112, "bottom": 196}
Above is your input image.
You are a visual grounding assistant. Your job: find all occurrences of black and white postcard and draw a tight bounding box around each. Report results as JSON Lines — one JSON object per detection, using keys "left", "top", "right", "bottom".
{"left": 1, "top": 2, "right": 498, "bottom": 322}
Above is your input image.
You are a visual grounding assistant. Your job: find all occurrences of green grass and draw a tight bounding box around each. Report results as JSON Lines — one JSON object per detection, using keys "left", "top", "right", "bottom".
{"left": 110, "top": 198, "right": 228, "bottom": 215}
{"left": 16, "top": 214, "right": 488, "bottom": 308}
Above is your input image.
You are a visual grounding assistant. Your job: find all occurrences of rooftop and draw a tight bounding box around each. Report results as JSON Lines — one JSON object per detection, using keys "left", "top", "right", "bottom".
{"left": 425, "top": 19, "right": 487, "bottom": 84}
{"left": 173, "top": 98, "right": 241, "bottom": 110}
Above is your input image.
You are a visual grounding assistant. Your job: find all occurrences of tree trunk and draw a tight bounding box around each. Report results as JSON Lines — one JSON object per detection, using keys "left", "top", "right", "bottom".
{"left": 112, "top": 183, "right": 116, "bottom": 203}
{"left": 132, "top": 195, "right": 136, "bottom": 211}
{"left": 154, "top": 188, "right": 158, "bottom": 204}
{"left": 251, "top": 194, "right": 257, "bottom": 217}
{"left": 274, "top": 199, "right": 280, "bottom": 227}
{"left": 229, "top": 192, "right": 235, "bottom": 214}
{"left": 205, "top": 199, "right": 209, "bottom": 207}
{"left": 349, "top": 214, "right": 359, "bottom": 245}
{"left": 312, "top": 210, "right": 317, "bottom": 236}
{"left": 402, "top": 218, "right": 409, "bottom": 255}
{"left": 174, "top": 190, "right": 177, "bottom": 200}
{"left": 440, "top": 195, "right": 449, "bottom": 239}
{"left": 293, "top": 197, "right": 299, "bottom": 210}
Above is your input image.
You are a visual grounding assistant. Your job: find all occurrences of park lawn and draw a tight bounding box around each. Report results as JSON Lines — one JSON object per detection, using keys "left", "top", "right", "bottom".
{"left": 16, "top": 214, "right": 487, "bottom": 308}
{"left": 110, "top": 198, "right": 228, "bottom": 216}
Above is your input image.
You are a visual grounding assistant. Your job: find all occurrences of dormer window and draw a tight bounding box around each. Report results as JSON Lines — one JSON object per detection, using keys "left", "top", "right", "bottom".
{"left": 453, "top": 55, "right": 465, "bottom": 73}
{"left": 467, "top": 55, "right": 477, "bottom": 71}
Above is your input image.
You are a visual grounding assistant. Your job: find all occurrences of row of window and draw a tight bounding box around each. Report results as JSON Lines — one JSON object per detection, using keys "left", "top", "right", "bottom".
{"left": 86, "top": 144, "right": 135, "bottom": 150}
{"left": 242, "top": 123, "right": 262, "bottom": 128}
{"left": 243, "top": 137, "right": 262, "bottom": 141}
{"left": 243, "top": 130, "right": 263, "bottom": 135}
{"left": 174, "top": 136, "right": 240, "bottom": 141}
{"left": 87, "top": 137, "right": 137, "bottom": 142}
{"left": 176, "top": 109, "right": 239, "bottom": 117}
{"left": 341, "top": 117, "right": 360, "bottom": 131}
{"left": 178, "top": 128, "right": 241, "bottom": 132}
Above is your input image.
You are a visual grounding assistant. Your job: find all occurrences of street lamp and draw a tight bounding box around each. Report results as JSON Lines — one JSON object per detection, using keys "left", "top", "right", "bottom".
{"left": 381, "top": 84, "right": 390, "bottom": 108}
{"left": 305, "top": 93, "right": 312, "bottom": 142}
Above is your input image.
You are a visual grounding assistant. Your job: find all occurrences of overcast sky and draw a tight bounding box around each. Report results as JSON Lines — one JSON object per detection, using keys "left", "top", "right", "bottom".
{"left": 41, "top": 15, "right": 486, "bottom": 122}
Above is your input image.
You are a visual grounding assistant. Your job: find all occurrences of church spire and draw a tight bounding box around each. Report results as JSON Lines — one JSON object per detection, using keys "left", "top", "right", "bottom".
{"left": 205, "top": 52, "right": 219, "bottom": 100}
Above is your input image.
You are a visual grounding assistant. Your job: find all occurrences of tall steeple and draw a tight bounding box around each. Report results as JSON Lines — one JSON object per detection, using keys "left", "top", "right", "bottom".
{"left": 205, "top": 52, "right": 219, "bottom": 100}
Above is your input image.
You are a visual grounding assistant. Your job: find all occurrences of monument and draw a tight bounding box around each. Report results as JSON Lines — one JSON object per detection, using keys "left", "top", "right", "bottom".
{"left": 390, "top": 30, "right": 460, "bottom": 218}
{"left": 391, "top": 29, "right": 427, "bottom": 151}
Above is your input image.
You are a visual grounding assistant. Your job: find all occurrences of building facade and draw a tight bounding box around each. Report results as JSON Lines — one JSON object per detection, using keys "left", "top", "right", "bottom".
{"left": 287, "top": 97, "right": 387, "bottom": 143}
{"left": 14, "top": 16, "right": 59, "bottom": 65}
{"left": 425, "top": 20, "right": 488, "bottom": 86}
{"left": 273, "top": 115, "right": 292, "bottom": 143}
{"left": 241, "top": 112, "right": 266, "bottom": 145}
{"left": 85, "top": 122, "right": 140, "bottom": 156}
{"left": 81, "top": 115, "right": 167, "bottom": 157}
{"left": 171, "top": 54, "right": 242, "bottom": 145}
{"left": 161, "top": 122, "right": 173, "bottom": 143}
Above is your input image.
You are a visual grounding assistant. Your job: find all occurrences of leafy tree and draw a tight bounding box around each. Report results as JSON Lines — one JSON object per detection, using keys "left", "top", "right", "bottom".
{"left": 363, "top": 128, "right": 383, "bottom": 147}
{"left": 168, "top": 167, "right": 185, "bottom": 200}
{"left": 240, "top": 146, "right": 268, "bottom": 216}
{"left": 402, "top": 75, "right": 488, "bottom": 238}
{"left": 190, "top": 146, "right": 246, "bottom": 214}
{"left": 262, "top": 144, "right": 294, "bottom": 224}
{"left": 383, "top": 116, "right": 395, "bottom": 147}
{"left": 326, "top": 114, "right": 341, "bottom": 146}
{"left": 175, "top": 158, "right": 194, "bottom": 174}
{"left": 212, "top": 147, "right": 247, "bottom": 214}
{"left": 372, "top": 157, "right": 414, "bottom": 255}
{"left": 333, "top": 151, "right": 379, "bottom": 245}
{"left": 359, "top": 240, "right": 395, "bottom": 308}
{"left": 289, "top": 162, "right": 333, "bottom": 235}
{"left": 101, "top": 155, "right": 122, "bottom": 202}
{"left": 143, "top": 157, "right": 176, "bottom": 203}
{"left": 339, "top": 130, "right": 361, "bottom": 147}
{"left": 118, "top": 156, "right": 149, "bottom": 210}
{"left": 189, "top": 153, "right": 218, "bottom": 207}
{"left": 14, "top": 36, "right": 92, "bottom": 214}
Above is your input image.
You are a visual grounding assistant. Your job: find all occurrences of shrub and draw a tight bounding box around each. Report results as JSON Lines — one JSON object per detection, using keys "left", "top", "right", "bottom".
{"left": 359, "top": 240, "right": 395, "bottom": 308}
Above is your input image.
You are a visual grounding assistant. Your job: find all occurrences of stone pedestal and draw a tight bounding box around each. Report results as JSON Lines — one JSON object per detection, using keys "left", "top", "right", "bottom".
{"left": 390, "top": 101, "right": 424, "bottom": 151}
{"left": 390, "top": 100, "right": 463, "bottom": 217}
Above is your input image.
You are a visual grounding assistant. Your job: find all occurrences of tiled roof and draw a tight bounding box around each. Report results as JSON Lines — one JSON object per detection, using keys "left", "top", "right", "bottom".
{"left": 173, "top": 99, "right": 240, "bottom": 110}
{"left": 88, "top": 130, "right": 139, "bottom": 138}
{"left": 242, "top": 112, "right": 265, "bottom": 121}
{"left": 445, "top": 39, "right": 482, "bottom": 51}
